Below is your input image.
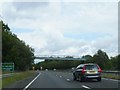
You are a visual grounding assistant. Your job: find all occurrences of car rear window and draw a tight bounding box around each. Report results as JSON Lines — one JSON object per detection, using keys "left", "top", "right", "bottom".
{"left": 76, "top": 65, "right": 84, "bottom": 69}
{"left": 85, "top": 65, "right": 98, "bottom": 70}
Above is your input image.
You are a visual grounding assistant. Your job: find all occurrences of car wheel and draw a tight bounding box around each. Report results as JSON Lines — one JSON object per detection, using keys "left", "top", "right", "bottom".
{"left": 73, "top": 74, "right": 76, "bottom": 80}
{"left": 79, "top": 76, "right": 84, "bottom": 82}
{"left": 97, "top": 77, "right": 101, "bottom": 81}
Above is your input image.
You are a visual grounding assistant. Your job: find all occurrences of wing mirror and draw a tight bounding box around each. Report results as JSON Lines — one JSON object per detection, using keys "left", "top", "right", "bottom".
{"left": 72, "top": 67, "right": 76, "bottom": 71}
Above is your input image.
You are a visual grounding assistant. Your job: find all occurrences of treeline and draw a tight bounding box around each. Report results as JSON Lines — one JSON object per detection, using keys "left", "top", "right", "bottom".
{"left": 34, "top": 60, "right": 81, "bottom": 70}
{"left": 35, "top": 50, "right": 119, "bottom": 70}
{"left": 2, "top": 21, "right": 34, "bottom": 71}
{"left": 83, "top": 50, "right": 119, "bottom": 70}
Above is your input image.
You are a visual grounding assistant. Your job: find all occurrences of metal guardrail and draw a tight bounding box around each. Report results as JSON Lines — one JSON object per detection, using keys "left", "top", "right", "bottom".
{"left": 0, "top": 73, "right": 14, "bottom": 78}
{"left": 54, "top": 69, "right": 120, "bottom": 75}
{"left": 102, "top": 71, "right": 120, "bottom": 75}
{"left": 68, "top": 69, "right": 120, "bottom": 75}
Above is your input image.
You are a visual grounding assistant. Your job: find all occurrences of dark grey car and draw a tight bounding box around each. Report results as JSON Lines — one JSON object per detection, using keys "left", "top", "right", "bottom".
{"left": 73, "top": 63, "right": 102, "bottom": 82}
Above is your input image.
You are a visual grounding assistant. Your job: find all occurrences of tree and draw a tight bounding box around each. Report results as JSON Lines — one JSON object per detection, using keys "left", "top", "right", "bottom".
{"left": 2, "top": 21, "right": 34, "bottom": 71}
{"left": 92, "top": 50, "right": 110, "bottom": 69}
{"left": 82, "top": 55, "right": 93, "bottom": 63}
{"left": 110, "top": 55, "right": 120, "bottom": 70}
{"left": 65, "top": 56, "right": 73, "bottom": 58}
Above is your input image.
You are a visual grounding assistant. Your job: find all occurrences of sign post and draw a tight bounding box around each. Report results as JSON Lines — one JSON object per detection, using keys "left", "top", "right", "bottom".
{"left": 40, "top": 66, "right": 43, "bottom": 70}
{"left": 2, "top": 63, "right": 14, "bottom": 72}
{"left": 32, "top": 66, "right": 35, "bottom": 71}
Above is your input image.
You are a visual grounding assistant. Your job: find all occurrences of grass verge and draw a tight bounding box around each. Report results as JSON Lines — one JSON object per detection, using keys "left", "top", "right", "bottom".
{"left": 0, "top": 80, "right": 2, "bottom": 90}
{"left": 2, "top": 71, "right": 36, "bottom": 88}
{"left": 2, "top": 71, "right": 14, "bottom": 74}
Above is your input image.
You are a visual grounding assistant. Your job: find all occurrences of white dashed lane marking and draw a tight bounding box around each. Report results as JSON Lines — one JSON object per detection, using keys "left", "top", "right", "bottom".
{"left": 66, "top": 79, "right": 70, "bottom": 81}
{"left": 82, "top": 85, "right": 91, "bottom": 89}
{"left": 102, "top": 78, "right": 119, "bottom": 82}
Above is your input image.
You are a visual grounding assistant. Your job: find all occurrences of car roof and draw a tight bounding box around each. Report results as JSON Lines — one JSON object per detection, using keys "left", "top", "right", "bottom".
{"left": 76, "top": 63, "right": 98, "bottom": 68}
{"left": 79, "top": 63, "right": 97, "bottom": 66}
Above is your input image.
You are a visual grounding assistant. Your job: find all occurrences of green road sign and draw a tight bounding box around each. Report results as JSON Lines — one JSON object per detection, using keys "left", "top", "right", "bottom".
{"left": 2, "top": 63, "right": 14, "bottom": 72}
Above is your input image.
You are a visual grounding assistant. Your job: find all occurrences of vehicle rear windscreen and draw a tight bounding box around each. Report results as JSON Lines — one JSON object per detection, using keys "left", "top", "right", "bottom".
{"left": 85, "top": 65, "right": 98, "bottom": 70}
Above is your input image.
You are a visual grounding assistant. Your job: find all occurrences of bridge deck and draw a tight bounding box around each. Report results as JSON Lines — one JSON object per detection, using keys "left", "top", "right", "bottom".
{"left": 35, "top": 57, "right": 86, "bottom": 60}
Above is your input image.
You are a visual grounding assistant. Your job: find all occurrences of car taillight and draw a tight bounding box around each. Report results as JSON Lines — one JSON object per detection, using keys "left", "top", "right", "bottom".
{"left": 98, "top": 68, "right": 102, "bottom": 72}
{"left": 97, "top": 65, "right": 102, "bottom": 72}
{"left": 82, "top": 66, "right": 86, "bottom": 74}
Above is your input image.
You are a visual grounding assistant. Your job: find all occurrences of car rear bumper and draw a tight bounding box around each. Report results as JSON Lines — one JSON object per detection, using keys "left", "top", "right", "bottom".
{"left": 83, "top": 74, "right": 101, "bottom": 79}
{"left": 85, "top": 75, "right": 101, "bottom": 78}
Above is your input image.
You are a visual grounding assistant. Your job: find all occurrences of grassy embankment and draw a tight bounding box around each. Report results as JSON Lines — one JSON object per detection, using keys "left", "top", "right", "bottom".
{"left": 2, "top": 71, "right": 36, "bottom": 88}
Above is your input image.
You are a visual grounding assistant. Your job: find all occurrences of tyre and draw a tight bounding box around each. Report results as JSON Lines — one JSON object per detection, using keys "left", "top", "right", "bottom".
{"left": 97, "top": 77, "right": 101, "bottom": 81}
{"left": 73, "top": 74, "right": 76, "bottom": 80}
{"left": 79, "top": 76, "right": 84, "bottom": 82}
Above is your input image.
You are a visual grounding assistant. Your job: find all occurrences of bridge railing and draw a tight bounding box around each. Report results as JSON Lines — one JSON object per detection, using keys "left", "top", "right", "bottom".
{"left": 35, "top": 55, "right": 81, "bottom": 58}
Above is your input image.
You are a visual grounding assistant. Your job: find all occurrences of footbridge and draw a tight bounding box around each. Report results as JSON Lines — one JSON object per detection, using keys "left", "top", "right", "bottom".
{"left": 35, "top": 55, "right": 86, "bottom": 60}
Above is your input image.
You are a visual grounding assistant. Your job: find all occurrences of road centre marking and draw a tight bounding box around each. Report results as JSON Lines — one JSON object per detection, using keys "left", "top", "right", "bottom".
{"left": 66, "top": 79, "right": 70, "bottom": 81}
{"left": 23, "top": 73, "right": 41, "bottom": 90}
{"left": 82, "top": 85, "right": 91, "bottom": 89}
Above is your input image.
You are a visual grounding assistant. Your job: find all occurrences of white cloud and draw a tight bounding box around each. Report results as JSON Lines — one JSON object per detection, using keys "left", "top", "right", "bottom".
{"left": 1, "top": 0, "right": 118, "bottom": 2}
{"left": 0, "top": 1, "right": 118, "bottom": 60}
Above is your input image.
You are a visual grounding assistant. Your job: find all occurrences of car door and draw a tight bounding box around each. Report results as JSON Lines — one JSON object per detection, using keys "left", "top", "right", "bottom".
{"left": 75, "top": 65, "right": 84, "bottom": 78}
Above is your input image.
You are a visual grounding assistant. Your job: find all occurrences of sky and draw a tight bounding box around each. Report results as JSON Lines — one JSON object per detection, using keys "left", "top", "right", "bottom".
{"left": 0, "top": 0, "right": 118, "bottom": 63}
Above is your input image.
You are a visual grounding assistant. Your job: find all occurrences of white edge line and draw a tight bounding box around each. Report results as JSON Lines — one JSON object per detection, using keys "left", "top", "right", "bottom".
{"left": 102, "top": 78, "right": 119, "bottom": 82}
{"left": 82, "top": 85, "right": 91, "bottom": 89}
{"left": 23, "top": 73, "right": 41, "bottom": 90}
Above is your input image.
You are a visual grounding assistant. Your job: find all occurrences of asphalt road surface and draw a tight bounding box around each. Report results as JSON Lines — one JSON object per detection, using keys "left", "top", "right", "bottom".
{"left": 22, "top": 70, "right": 119, "bottom": 90}
{"left": 2, "top": 70, "right": 119, "bottom": 90}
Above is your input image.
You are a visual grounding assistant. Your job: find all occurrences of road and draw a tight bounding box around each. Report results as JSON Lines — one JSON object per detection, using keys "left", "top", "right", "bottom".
{"left": 22, "top": 70, "right": 119, "bottom": 90}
